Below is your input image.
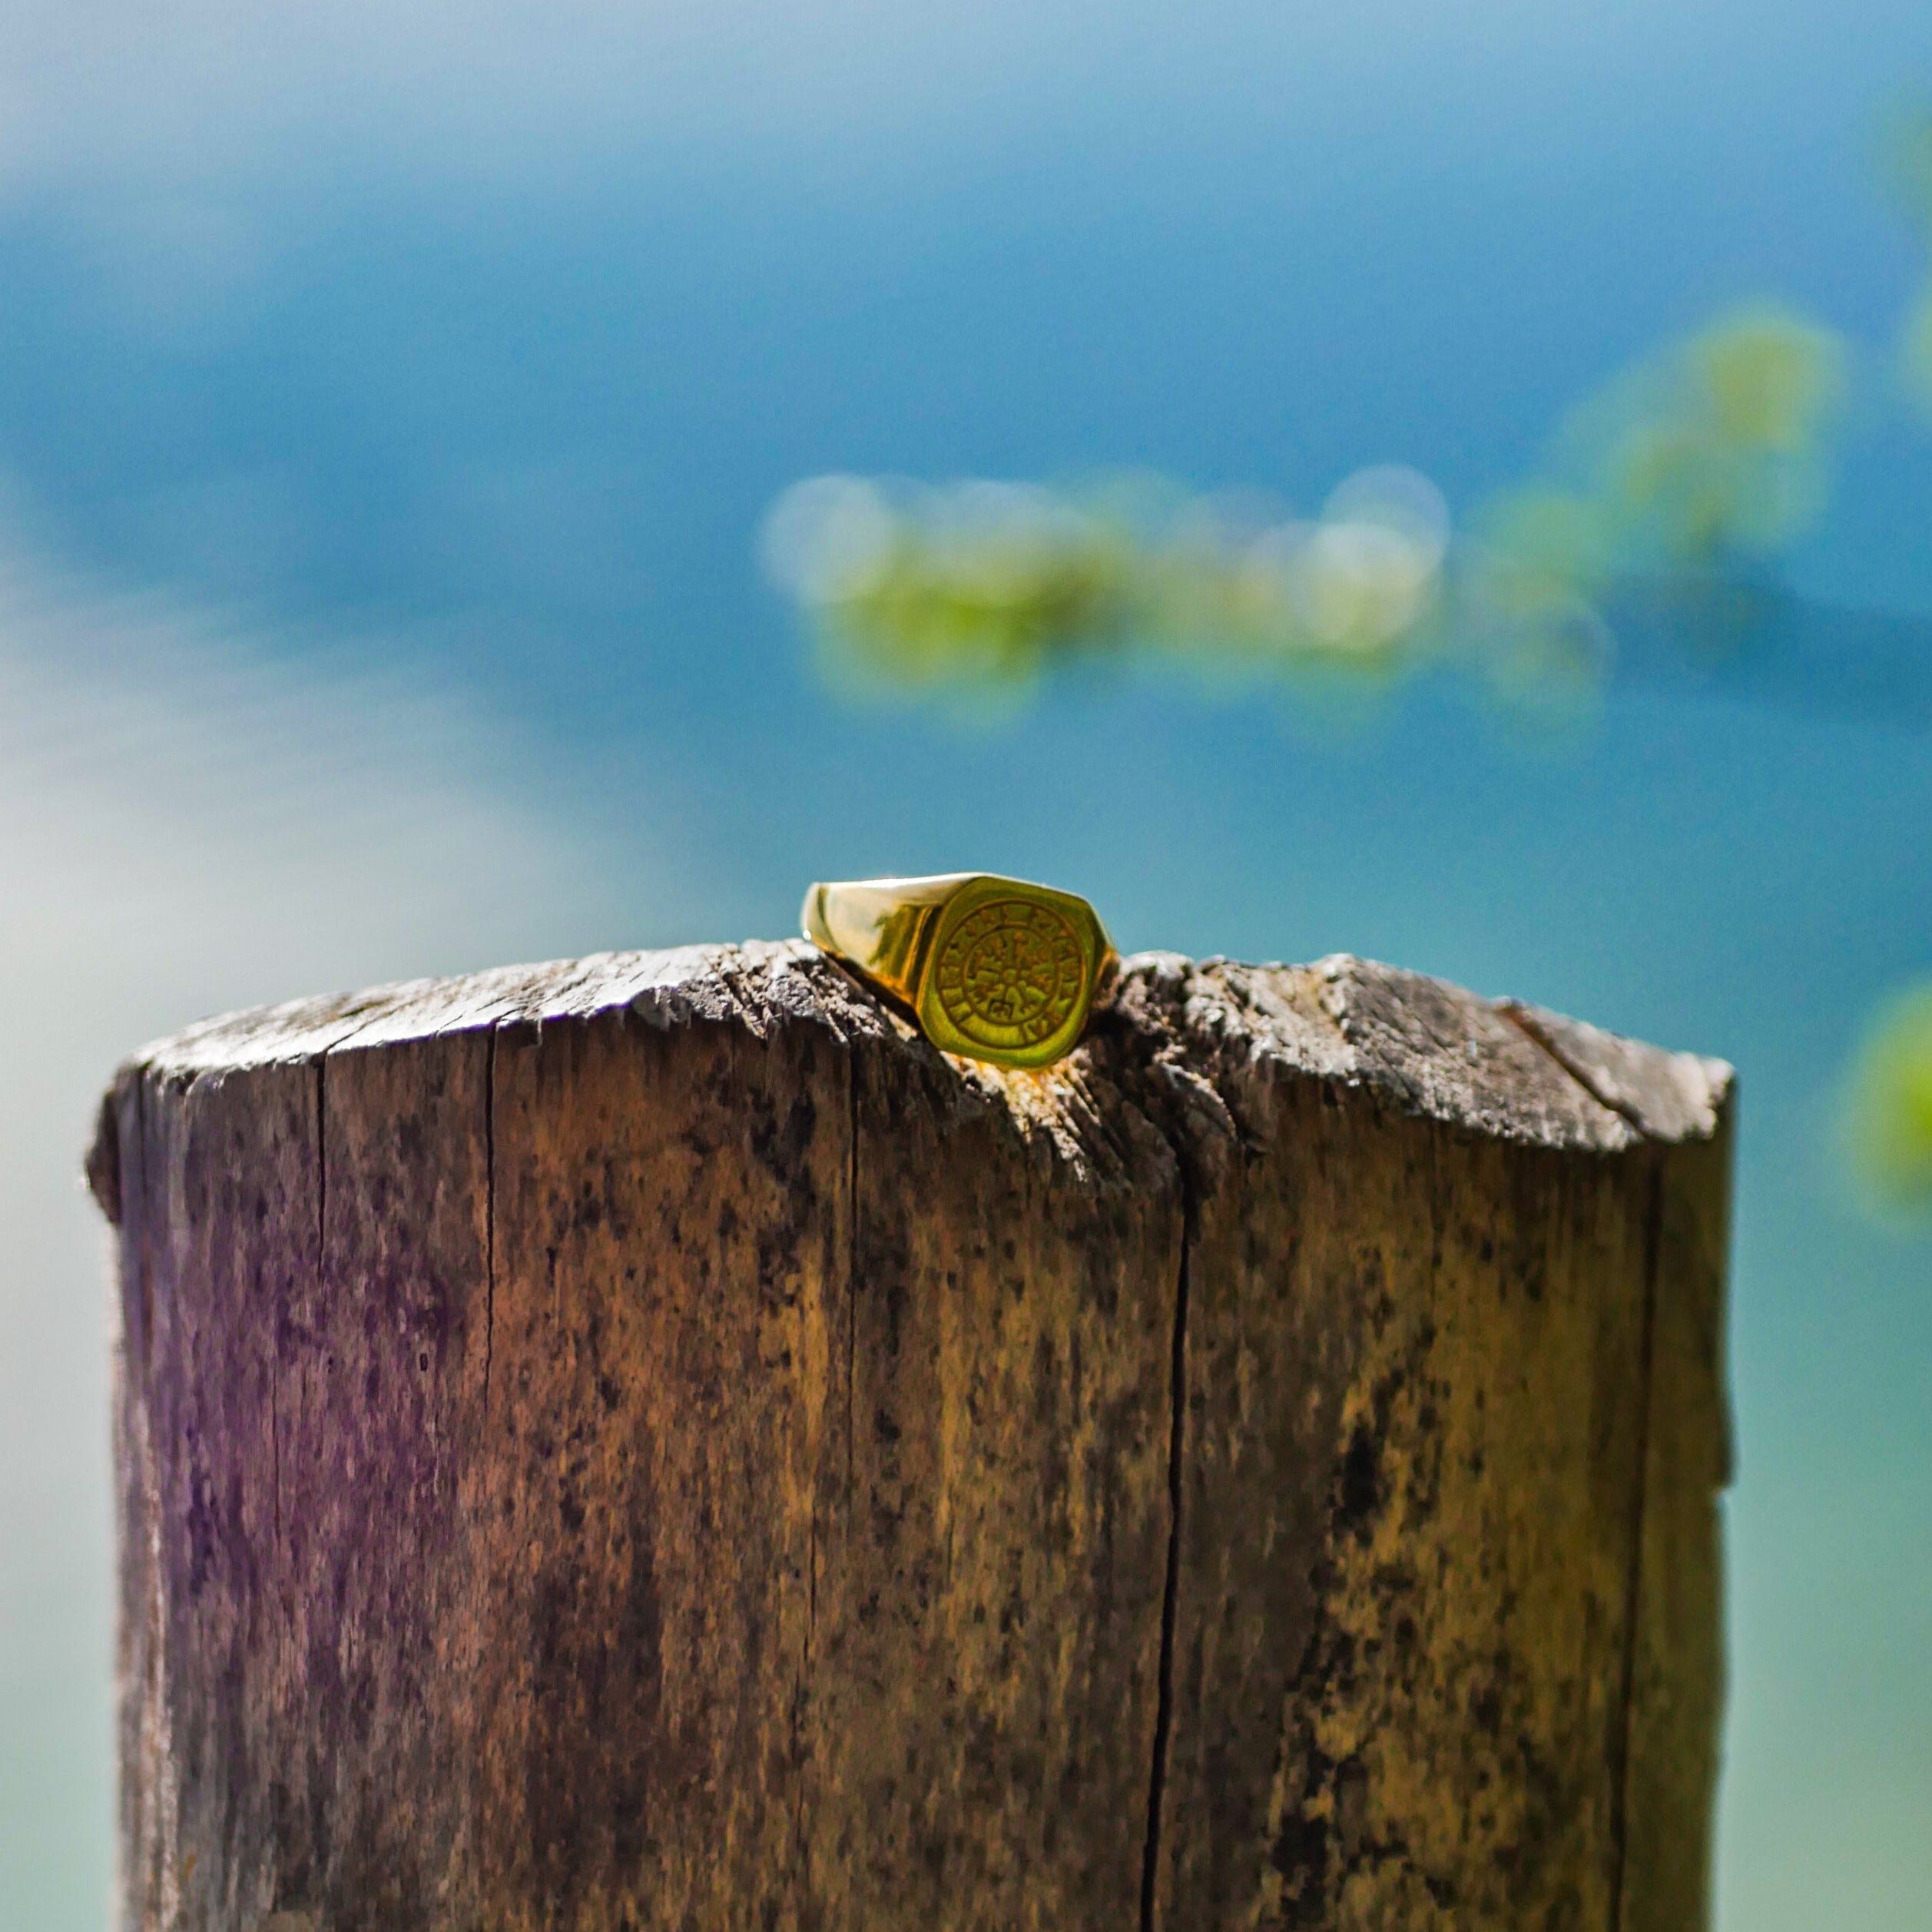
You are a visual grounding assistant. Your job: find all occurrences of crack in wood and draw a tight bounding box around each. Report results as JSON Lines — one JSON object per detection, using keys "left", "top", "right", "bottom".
{"left": 1138, "top": 1196, "right": 1193, "bottom": 1932}
{"left": 1606, "top": 1156, "right": 1666, "bottom": 1932}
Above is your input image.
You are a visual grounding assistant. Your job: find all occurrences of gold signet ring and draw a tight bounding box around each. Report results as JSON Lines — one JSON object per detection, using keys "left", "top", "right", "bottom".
{"left": 802, "top": 873, "right": 1118, "bottom": 1069}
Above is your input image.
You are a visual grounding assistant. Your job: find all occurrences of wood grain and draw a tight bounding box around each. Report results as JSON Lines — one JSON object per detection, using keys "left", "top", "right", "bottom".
{"left": 90, "top": 943, "right": 1732, "bottom": 1931}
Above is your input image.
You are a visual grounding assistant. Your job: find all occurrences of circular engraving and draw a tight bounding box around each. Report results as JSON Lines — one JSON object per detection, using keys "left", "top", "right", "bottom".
{"left": 933, "top": 897, "right": 1088, "bottom": 1051}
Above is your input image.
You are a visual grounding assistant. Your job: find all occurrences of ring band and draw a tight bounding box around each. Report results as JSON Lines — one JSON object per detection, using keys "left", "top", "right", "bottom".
{"left": 802, "top": 873, "right": 1118, "bottom": 1069}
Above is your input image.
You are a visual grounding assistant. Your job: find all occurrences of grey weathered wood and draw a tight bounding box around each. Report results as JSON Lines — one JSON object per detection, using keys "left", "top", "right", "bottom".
{"left": 88, "top": 943, "right": 1732, "bottom": 1932}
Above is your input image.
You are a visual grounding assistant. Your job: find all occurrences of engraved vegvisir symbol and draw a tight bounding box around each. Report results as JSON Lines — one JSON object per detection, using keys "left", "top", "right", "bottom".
{"left": 934, "top": 898, "right": 1088, "bottom": 1049}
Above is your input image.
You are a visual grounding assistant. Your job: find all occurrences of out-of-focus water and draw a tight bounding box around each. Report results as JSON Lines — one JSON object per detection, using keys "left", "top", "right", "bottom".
{"left": 1, "top": 3, "right": 1928, "bottom": 1924}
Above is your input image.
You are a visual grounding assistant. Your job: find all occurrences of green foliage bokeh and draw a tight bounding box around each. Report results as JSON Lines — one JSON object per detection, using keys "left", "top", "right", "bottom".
{"left": 763, "top": 103, "right": 1932, "bottom": 1231}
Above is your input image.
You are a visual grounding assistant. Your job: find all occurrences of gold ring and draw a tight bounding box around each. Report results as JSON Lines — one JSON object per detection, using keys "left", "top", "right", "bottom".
{"left": 802, "top": 873, "right": 1118, "bottom": 1069}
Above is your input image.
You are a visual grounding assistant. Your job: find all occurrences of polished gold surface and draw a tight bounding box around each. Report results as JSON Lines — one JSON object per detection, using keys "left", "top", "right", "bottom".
{"left": 802, "top": 873, "right": 1117, "bottom": 1069}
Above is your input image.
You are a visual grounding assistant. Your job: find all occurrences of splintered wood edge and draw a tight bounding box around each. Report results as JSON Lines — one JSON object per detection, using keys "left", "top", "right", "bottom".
{"left": 85, "top": 941, "right": 1733, "bottom": 1223}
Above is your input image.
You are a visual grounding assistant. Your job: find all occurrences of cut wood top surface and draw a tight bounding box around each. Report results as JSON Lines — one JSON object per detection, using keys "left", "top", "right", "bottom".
{"left": 92, "top": 945, "right": 1729, "bottom": 1223}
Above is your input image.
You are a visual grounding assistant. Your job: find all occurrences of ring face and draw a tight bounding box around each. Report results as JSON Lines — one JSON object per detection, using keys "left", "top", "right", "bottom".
{"left": 932, "top": 896, "right": 1088, "bottom": 1055}
{"left": 916, "top": 876, "right": 1110, "bottom": 1069}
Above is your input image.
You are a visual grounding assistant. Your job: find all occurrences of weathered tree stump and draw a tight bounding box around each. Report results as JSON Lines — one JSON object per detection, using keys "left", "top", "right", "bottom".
{"left": 87, "top": 943, "right": 1732, "bottom": 1932}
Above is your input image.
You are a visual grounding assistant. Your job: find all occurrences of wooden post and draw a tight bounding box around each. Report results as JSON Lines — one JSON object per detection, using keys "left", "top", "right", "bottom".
{"left": 86, "top": 943, "right": 1732, "bottom": 1932}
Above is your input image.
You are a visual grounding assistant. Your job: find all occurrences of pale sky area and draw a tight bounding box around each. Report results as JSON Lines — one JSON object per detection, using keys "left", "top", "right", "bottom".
{"left": 0, "top": 2, "right": 1928, "bottom": 1926}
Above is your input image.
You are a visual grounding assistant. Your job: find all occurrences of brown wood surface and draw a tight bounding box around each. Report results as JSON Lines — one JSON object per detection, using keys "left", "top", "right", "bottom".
{"left": 88, "top": 943, "right": 1732, "bottom": 1932}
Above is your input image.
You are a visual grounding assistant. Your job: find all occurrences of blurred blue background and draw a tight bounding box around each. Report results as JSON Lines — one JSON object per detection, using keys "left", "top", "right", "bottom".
{"left": 1, "top": 2, "right": 1928, "bottom": 1924}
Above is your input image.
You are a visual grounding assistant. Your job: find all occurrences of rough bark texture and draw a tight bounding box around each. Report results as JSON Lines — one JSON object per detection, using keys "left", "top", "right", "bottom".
{"left": 89, "top": 943, "right": 1733, "bottom": 1932}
